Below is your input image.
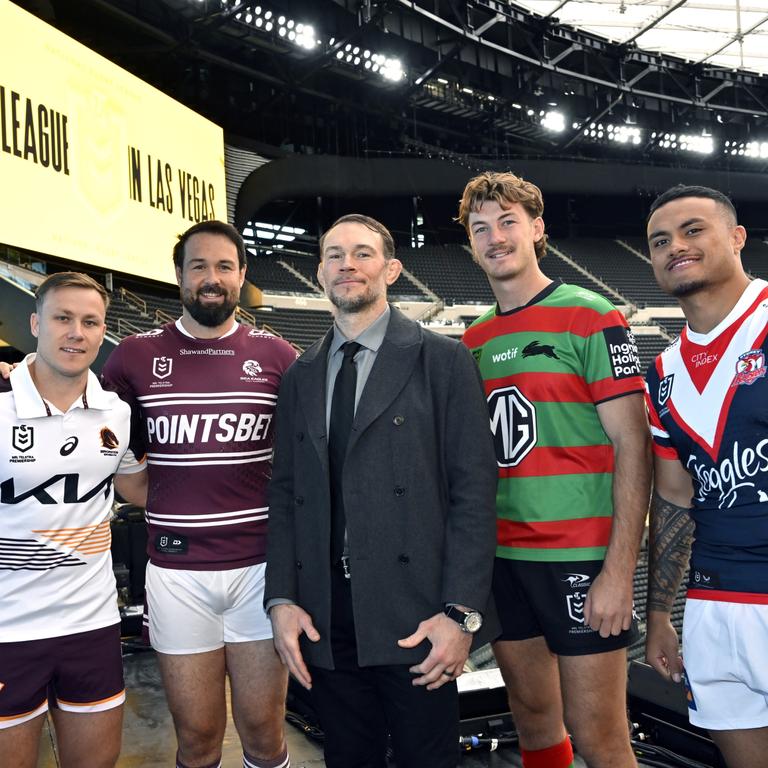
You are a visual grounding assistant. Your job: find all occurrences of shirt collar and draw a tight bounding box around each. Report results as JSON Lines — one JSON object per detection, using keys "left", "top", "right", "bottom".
{"left": 175, "top": 317, "right": 240, "bottom": 340}
{"left": 10, "top": 353, "right": 113, "bottom": 418}
{"left": 330, "top": 304, "right": 391, "bottom": 357}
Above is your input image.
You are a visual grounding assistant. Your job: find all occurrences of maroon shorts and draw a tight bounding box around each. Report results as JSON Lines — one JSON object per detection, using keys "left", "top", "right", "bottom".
{"left": 0, "top": 623, "right": 124, "bottom": 729}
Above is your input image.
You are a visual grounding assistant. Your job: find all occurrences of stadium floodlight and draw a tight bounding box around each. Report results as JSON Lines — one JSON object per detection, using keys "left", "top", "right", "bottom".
{"left": 607, "top": 124, "right": 642, "bottom": 145}
{"left": 678, "top": 133, "right": 714, "bottom": 155}
{"left": 580, "top": 121, "right": 642, "bottom": 146}
{"left": 380, "top": 56, "right": 404, "bottom": 82}
{"left": 728, "top": 140, "right": 768, "bottom": 158}
{"left": 541, "top": 110, "right": 565, "bottom": 133}
{"left": 226, "top": 3, "right": 317, "bottom": 50}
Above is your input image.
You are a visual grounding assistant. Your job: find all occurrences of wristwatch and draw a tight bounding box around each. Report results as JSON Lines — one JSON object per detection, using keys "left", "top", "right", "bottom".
{"left": 444, "top": 605, "right": 483, "bottom": 634}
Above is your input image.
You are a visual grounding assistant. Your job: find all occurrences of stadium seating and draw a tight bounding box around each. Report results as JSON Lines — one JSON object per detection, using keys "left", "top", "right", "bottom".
{"left": 252, "top": 307, "right": 333, "bottom": 349}
{"left": 651, "top": 316, "right": 685, "bottom": 338}
{"left": 541, "top": 251, "right": 623, "bottom": 304}
{"left": 248, "top": 254, "right": 318, "bottom": 294}
{"left": 0, "top": 237, "right": 721, "bottom": 362}
{"left": 396, "top": 244, "right": 495, "bottom": 304}
{"left": 633, "top": 333, "right": 669, "bottom": 372}
{"left": 554, "top": 238, "right": 676, "bottom": 307}
{"left": 741, "top": 239, "right": 768, "bottom": 280}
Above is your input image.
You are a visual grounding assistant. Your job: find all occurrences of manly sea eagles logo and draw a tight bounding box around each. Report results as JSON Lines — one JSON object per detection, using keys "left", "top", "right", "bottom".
{"left": 152, "top": 356, "right": 173, "bottom": 380}
{"left": 732, "top": 349, "right": 766, "bottom": 387}
{"left": 658, "top": 374, "right": 674, "bottom": 406}
{"left": 243, "top": 360, "right": 262, "bottom": 377}
{"left": 12, "top": 425, "right": 34, "bottom": 453}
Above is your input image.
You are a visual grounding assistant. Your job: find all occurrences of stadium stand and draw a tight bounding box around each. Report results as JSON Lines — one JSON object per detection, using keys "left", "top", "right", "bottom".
{"left": 542, "top": 250, "right": 623, "bottom": 304}
{"left": 651, "top": 316, "right": 686, "bottom": 338}
{"left": 248, "top": 254, "right": 318, "bottom": 294}
{"left": 633, "top": 332, "right": 670, "bottom": 372}
{"left": 554, "top": 238, "right": 676, "bottom": 307}
{"left": 252, "top": 307, "right": 333, "bottom": 349}
{"left": 396, "top": 244, "right": 495, "bottom": 304}
{"left": 741, "top": 239, "right": 768, "bottom": 280}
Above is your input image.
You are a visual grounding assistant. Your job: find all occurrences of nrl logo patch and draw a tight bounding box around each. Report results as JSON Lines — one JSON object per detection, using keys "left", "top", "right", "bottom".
{"left": 658, "top": 374, "right": 674, "bottom": 406}
{"left": 566, "top": 591, "right": 586, "bottom": 624}
{"left": 12, "top": 425, "right": 34, "bottom": 453}
{"left": 152, "top": 356, "right": 173, "bottom": 380}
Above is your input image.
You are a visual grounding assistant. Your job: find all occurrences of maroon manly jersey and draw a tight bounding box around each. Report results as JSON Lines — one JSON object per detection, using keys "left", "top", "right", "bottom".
{"left": 102, "top": 320, "right": 297, "bottom": 570}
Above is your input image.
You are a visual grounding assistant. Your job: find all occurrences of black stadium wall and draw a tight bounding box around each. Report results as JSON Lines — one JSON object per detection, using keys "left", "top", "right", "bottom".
{"left": 235, "top": 155, "right": 768, "bottom": 228}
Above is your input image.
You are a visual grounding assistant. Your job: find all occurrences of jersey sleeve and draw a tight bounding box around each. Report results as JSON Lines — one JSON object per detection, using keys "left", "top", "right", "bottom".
{"left": 101, "top": 342, "right": 148, "bottom": 464}
{"left": 579, "top": 307, "right": 645, "bottom": 404}
{"left": 644, "top": 361, "right": 679, "bottom": 460}
{"left": 116, "top": 446, "right": 147, "bottom": 475}
{"left": 276, "top": 337, "right": 300, "bottom": 374}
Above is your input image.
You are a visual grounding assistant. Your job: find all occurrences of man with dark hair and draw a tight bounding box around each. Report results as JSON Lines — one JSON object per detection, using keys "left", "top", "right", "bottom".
{"left": 647, "top": 183, "right": 738, "bottom": 223}
{"left": 645, "top": 185, "right": 768, "bottom": 767}
{"left": 101, "top": 223, "right": 297, "bottom": 768}
{"left": 265, "top": 213, "right": 498, "bottom": 768}
{"left": 459, "top": 171, "right": 651, "bottom": 768}
{"left": 0, "top": 272, "right": 147, "bottom": 767}
{"left": 172, "top": 220, "right": 247, "bottom": 272}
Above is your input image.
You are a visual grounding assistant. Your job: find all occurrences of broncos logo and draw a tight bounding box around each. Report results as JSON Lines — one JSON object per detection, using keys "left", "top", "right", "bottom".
{"left": 523, "top": 340, "right": 559, "bottom": 359}
{"left": 100, "top": 428, "right": 119, "bottom": 450}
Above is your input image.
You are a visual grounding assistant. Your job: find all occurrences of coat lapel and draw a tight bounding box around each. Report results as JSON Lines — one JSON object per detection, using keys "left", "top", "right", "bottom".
{"left": 349, "top": 307, "right": 421, "bottom": 449}
{"left": 295, "top": 330, "right": 333, "bottom": 473}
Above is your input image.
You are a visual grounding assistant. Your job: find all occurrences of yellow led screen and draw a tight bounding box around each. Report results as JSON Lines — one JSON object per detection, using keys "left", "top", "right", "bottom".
{"left": 0, "top": 1, "right": 225, "bottom": 284}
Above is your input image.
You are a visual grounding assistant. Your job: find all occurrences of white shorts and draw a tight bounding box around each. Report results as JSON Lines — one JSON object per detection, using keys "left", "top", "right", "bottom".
{"left": 682, "top": 597, "right": 768, "bottom": 730}
{"left": 145, "top": 562, "right": 273, "bottom": 654}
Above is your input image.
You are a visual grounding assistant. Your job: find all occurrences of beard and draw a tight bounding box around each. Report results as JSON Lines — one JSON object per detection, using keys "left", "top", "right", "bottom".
{"left": 672, "top": 279, "right": 708, "bottom": 298}
{"left": 181, "top": 284, "right": 239, "bottom": 327}
{"left": 327, "top": 284, "right": 379, "bottom": 313}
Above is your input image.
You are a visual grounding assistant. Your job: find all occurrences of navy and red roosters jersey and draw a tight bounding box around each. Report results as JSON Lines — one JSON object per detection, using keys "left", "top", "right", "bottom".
{"left": 646, "top": 279, "right": 768, "bottom": 599}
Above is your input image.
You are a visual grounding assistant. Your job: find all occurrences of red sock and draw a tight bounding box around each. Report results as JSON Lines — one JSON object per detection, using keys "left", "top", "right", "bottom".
{"left": 521, "top": 737, "right": 574, "bottom": 768}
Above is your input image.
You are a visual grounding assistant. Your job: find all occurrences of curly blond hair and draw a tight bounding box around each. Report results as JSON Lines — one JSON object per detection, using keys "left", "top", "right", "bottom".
{"left": 457, "top": 171, "right": 547, "bottom": 261}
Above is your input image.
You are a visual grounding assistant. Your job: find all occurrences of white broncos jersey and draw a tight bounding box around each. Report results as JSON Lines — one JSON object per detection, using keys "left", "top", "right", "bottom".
{"left": 0, "top": 356, "right": 144, "bottom": 641}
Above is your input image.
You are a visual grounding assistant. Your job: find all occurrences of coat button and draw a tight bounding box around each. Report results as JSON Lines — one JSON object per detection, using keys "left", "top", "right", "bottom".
{"left": 398, "top": 554, "right": 410, "bottom": 564}
{"left": 295, "top": 496, "right": 304, "bottom": 506}
{"left": 394, "top": 486, "right": 406, "bottom": 497}
{"left": 296, "top": 560, "right": 303, "bottom": 569}
{"left": 393, "top": 415, "right": 405, "bottom": 426}
{"left": 296, "top": 432, "right": 304, "bottom": 441}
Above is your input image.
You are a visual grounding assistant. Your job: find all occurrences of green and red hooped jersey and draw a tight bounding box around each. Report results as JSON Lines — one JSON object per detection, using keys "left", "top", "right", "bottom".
{"left": 463, "top": 282, "right": 644, "bottom": 562}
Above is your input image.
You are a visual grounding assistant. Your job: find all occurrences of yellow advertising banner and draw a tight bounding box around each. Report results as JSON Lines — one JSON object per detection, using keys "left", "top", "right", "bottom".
{"left": 0, "top": 1, "right": 225, "bottom": 284}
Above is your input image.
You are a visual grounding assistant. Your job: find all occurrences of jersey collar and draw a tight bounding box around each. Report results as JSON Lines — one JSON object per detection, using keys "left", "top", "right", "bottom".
{"left": 10, "top": 354, "right": 113, "bottom": 418}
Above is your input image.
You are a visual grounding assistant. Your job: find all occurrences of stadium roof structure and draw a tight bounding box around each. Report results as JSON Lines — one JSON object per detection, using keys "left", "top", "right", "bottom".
{"left": 12, "top": 0, "right": 768, "bottom": 170}
{"left": 510, "top": 0, "right": 768, "bottom": 76}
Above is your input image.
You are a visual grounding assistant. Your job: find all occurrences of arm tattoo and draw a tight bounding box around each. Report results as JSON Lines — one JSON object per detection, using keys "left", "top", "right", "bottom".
{"left": 647, "top": 492, "right": 695, "bottom": 613}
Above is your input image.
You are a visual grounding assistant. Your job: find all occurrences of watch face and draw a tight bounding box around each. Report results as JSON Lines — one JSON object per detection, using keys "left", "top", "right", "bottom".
{"left": 464, "top": 611, "right": 483, "bottom": 633}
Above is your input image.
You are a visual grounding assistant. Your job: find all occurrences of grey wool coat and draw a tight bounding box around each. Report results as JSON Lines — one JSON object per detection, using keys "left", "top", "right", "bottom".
{"left": 264, "top": 305, "right": 499, "bottom": 669}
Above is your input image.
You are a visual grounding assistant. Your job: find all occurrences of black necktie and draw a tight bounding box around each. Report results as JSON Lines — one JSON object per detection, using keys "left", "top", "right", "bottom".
{"left": 329, "top": 342, "right": 362, "bottom": 562}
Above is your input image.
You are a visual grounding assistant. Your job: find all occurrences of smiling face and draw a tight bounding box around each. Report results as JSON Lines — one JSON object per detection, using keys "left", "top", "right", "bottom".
{"left": 317, "top": 221, "right": 402, "bottom": 316}
{"left": 647, "top": 196, "right": 747, "bottom": 298}
{"left": 467, "top": 199, "right": 545, "bottom": 285}
{"left": 176, "top": 231, "right": 245, "bottom": 332}
{"left": 30, "top": 286, "right": 107, "bottom": 381}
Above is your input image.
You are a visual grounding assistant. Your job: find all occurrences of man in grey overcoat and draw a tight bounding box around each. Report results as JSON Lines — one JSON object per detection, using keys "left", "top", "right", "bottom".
{"left": 265, "top": 213, "right": 498, "bottom": 768}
